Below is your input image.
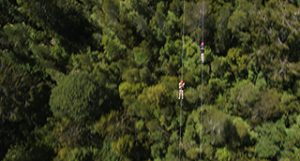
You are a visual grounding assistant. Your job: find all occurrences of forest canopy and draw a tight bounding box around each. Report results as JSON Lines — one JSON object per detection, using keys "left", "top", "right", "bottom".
{"left": 0, "top": 0, "right": 300, "bottom": 160}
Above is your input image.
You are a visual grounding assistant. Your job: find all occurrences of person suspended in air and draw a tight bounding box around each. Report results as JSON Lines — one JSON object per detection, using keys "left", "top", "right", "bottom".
{"left": 200, "top": 41, "right": 205, "bottom": 64}
{"left": 178, "top": 80, "right": 185, "bottom": 100}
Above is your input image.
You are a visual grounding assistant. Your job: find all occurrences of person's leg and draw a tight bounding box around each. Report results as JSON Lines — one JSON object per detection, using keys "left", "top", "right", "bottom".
{"left": 179, "top": 90, "right": 183, "bottom": 99}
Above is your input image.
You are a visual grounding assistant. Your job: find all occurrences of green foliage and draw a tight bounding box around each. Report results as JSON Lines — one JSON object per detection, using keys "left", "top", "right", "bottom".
{"left": 93, "top": 111, "right": 123, "bottom": 139}
{"left": 227, "top": 80, "right": 260, "bottom": 118}
{"left": 3, "top": 143, "right": 54, "bottom": 161}
{"left": 55, "top": 147, "right": 94, "bottom": 161}
{"left": 1, "top": 0, "right": 300, "bottom": 160}
{"left": 252, "top": 89, "right": 282, "bottom": 123}
{"left": 0, "top": 55, "right": 52, "bottom": 159}
{"left": 215, "top": 147, "right": 232, "bottom": 161}
{"left": 119, "top": 82, "right": 146, "bottom": 106}
{"left": 232, "top": 117, "right": 252, "bottom": 146}
{"left": 112, "top": 135, "right": 134, "bottom": 158}
{"left": 94, "top": 139, "right": 120, "bottom": 161}
{"left": 50, "top": 72, "right": 100, "bottom": 122}
{"left": 227, "top": 48, "right": 249, "bottom": 79}
{"left": 254, "top": 120, "right": 286, "bottom": 159}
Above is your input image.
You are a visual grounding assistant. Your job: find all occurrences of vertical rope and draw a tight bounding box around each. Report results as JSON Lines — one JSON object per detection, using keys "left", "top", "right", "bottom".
{"left": 199, "top": 0, "right": 205, "bottom": 160}
{"left": 201, "top": 0, "right": 205, "bottom": 43}
{"left": 181, "top": 1, "right": 185, "bottom": 81}
{"left": 179, "top": 99, "right": 182, "bottom": 160}
{"left": 179, "top": 0, "right": 185, "bottom": 160}
{"left": 200, "top": 3, "right": 205, "bottom": 103}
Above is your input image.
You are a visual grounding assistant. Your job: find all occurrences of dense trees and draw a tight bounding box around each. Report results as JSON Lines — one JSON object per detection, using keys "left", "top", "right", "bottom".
{"left": 0, "top": 0, "right": 299, "bottom": 160}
